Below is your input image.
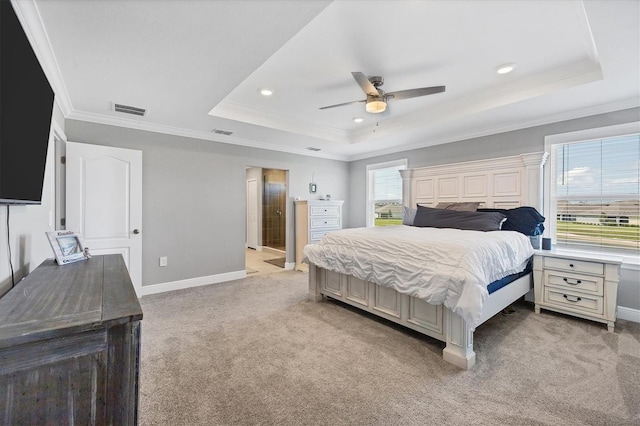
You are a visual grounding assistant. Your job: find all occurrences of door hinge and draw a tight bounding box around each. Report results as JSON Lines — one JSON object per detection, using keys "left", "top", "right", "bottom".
{"left": 60, "top": 156, "right": 66, "bottom": 164}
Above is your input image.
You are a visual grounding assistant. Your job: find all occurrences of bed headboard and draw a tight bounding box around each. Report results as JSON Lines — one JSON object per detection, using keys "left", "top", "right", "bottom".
{"left": 400, "top": 152, "right": 548, "bottom": 210}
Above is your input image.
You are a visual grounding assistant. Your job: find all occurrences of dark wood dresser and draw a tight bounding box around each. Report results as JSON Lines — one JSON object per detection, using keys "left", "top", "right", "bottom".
{"left": 0, "top": 254, "right": 143, "bottom": 425}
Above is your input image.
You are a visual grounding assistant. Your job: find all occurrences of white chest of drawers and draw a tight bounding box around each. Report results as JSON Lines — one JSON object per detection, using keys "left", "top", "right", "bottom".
{"left": 533, "top": 249, "right": 622, "bottom": 332}
{"left": 295, "top": 200, "right": 344, "bottom": 269}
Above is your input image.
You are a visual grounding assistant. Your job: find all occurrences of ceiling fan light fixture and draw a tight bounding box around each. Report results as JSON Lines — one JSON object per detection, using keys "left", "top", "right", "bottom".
{"left": 365, "top": 96, "right": 387, "bottom": 114}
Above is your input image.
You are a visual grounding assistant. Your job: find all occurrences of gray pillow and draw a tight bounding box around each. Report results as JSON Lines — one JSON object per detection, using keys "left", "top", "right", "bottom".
{"left": 435, "top": 201, "right": 480, "bottom": 211}
{"left": 413, "top": 205, "right": 506, "bottom": 231}
{"left": 402, "top": 206, "right": 417, "bottom": 225}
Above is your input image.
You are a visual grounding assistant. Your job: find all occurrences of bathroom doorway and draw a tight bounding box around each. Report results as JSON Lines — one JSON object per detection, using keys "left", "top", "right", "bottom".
{"left": 245, "top": 167, "right": 289, "bottom": 274}
{"left": 262, "top": 168, "right": 286, "bottom": 252}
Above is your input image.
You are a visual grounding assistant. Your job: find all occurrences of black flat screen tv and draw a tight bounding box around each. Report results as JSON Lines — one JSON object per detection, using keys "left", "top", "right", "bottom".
{"left": 0, "top": 0, "right": 55, "bottom": 205}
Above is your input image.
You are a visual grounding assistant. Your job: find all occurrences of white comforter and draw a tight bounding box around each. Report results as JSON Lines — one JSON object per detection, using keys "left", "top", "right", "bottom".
{"left": 303, "top": 225, "right": 534, "bottom": 328}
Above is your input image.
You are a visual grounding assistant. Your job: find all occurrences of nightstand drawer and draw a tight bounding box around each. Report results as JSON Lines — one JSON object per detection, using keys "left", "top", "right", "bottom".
{"left": 310, "top": 217, "right": 340, "bottom": 228}
{"left": 310, "top": 229, "right": 334, "bottom": 241}
{"left": 544, "top": 271, "right": 604, "bottom": 295}
{"left": 543, "top": 257, "right": 603, "bottom": 275}
{"left": 310, "top": 206, "right": 340, "bottom": 216}
{"left": 544, "top": 288, "right": 603, "bottom": 315}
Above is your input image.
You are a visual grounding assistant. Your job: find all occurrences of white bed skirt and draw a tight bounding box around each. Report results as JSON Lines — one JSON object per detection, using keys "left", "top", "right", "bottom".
{"left": 308, "top": 262, "right": 532, "bottom": 369}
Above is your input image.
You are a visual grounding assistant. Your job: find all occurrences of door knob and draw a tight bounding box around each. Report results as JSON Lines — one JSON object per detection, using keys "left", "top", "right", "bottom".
{"left": 133, "top": 229, "right": 140, "bottom": 234}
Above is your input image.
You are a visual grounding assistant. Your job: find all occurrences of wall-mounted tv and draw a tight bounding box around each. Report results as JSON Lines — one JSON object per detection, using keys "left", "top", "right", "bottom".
{"left": 0, "top": 0, "right": 55, "bottom": 205}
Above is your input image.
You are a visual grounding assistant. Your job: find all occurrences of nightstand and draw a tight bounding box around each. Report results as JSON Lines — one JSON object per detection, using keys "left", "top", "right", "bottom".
{"left": 533, "top": 249, "right": 622, "bottom": 332}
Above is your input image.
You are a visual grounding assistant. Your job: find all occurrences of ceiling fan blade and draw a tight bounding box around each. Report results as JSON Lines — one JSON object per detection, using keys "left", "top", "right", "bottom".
{"left": 352, "top": 72, "right": 379, "bottom": 96}
{"left": 386, "top": 85, "right": 446, "bottom": 101}
{"left": 319, "top": 99, "right": 366, "bottom": 110}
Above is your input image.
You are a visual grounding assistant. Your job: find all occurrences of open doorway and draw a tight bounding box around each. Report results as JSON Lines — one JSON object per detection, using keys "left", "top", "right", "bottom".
{"left": 245, "top": 167, "right": 289, "bottom": 274}
{"left": 262, "top": 168, "right": 286, "bottom": 252}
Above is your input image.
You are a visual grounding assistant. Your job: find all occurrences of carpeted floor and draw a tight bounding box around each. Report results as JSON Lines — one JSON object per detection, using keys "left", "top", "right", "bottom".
{"left": 139, "top": 271, "right": 640, "bottom": 426}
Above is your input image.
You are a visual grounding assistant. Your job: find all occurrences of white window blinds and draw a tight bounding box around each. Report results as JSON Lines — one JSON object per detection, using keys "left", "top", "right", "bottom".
{"left": 371, "top": 167, "right": 404, "bottom": 203}
{"left": 366, "top": 160, "right": 406, "bottom": 227}
{"left": 552, "top": 133, "right": 639, "bottom": 251}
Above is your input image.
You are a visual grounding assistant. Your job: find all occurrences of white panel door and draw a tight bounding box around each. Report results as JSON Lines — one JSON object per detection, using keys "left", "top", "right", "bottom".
{"left": 246, "top": 178, "right": 258, "bottom": 249}
{"left": 66, "top": 142, "right": 142, "bottom": 295}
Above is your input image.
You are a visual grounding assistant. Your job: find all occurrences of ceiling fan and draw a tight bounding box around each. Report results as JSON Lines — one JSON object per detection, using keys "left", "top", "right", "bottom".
{"left": 319, "top": 72, "right": 445, "bottom": 114}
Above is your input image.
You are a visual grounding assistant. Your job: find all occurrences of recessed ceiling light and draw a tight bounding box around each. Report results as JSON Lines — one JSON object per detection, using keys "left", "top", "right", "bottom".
{"left": 496, "top": 63, "right": 516, "bottom": 74}
{"left": 353, "top": 117, "right": 364, "bottom": 123}
{"left": 259, "top": 88, "right": 274, "bottom": 96}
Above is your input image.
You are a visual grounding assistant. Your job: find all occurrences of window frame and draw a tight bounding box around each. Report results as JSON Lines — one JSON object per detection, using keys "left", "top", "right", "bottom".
{"left": 365, "top": 159, "right": 408, "bottom": 227}
{"left": 544, "top": 121, "right": 640, "bottom": 265}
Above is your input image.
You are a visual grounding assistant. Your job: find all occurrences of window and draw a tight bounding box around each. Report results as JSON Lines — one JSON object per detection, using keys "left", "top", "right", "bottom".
{"left": 545, "top": 123, "right": 640, "bottom": 254}
{"left": 366, "top": 159, "right": 407, "bottom": 227}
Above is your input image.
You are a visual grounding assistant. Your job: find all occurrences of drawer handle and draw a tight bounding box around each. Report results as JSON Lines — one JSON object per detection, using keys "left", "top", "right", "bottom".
{"left": 563, "top": 278, "right": 582, "bottom": 285}
{"left": 563, "top": 294, "right": 582, "bottom": 303}
{"left": 569, "top": 263, "right": 574, "bottom": 268}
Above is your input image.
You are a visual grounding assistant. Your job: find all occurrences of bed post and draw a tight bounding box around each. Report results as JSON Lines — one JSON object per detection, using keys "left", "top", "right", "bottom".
{"left": 400, "top": 168, "right": 413, "bottom": 208}
{"left": 308, "top": 262, "right": 323, "bottom": 302}
{"left": 443, "top": 309, "right": 476, "bottom": 370}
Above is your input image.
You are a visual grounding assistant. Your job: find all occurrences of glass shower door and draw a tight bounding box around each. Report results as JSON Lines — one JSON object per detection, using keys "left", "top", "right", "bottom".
{"left": 263, "top": 170, "right": 286, "bottom": 251}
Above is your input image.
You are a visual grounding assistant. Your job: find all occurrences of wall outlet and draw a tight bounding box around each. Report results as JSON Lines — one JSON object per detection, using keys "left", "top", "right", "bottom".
{"left": 159, "top": 256, "right": 168, "bottom": 267}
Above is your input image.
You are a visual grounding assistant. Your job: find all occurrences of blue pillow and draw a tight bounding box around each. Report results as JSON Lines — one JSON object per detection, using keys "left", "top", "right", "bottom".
{"left": 477, "top": 206, "right": 545, "bottom": 236}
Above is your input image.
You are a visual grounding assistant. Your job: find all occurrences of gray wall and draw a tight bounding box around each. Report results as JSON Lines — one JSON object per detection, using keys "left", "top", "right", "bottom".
{"left": 4, "top": 106, "right": 637, "bottom": 313}
{"left": 65, "top": 120, "right": 350, "bottom": 288}
{"left": 349, "top": 107, "right": 640, "bottom": 227}
{"left": 347, "top": 107, "right": 640, "bottom": 311}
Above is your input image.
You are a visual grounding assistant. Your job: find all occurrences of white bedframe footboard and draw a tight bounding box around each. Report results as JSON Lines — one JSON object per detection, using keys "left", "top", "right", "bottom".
{"left": 308, "top": 262, "right": 532, "bottom": 369}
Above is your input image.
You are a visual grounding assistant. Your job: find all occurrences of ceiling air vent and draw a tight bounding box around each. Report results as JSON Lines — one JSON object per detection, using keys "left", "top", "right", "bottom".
{"left": 306, "top": 147, "right": 321, "bottom": 151}
{"left": 113, "top": 103, "right": 147, "bottom": 116}
{"left": 212, "top": 129, "right": 233, "bottom": 136}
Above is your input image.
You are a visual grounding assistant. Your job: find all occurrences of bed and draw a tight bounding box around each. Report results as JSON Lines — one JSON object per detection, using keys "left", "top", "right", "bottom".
{"left": 303, "top": 152, "right": 548, "bottom": 369}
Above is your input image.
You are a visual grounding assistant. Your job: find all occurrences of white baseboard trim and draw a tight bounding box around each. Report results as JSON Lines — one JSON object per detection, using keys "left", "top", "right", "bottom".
{"left": 284, "top": 262, "right": 296, "bottom": 271}
{"left": 141, "top": 270, "right": 247, "bottom": 296}
{"left": 617, "top": 306, "right": 640, "bottom": 323}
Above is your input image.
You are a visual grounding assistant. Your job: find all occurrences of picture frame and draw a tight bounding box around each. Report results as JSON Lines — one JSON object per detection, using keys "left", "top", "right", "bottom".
{"left": 46, "top": 230, "right": 88, "bottom": 265}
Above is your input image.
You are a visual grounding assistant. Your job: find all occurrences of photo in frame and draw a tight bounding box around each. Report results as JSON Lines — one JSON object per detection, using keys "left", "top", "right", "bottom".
{"left": 46, "top": 230, "right": 88, "bottom": 265}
